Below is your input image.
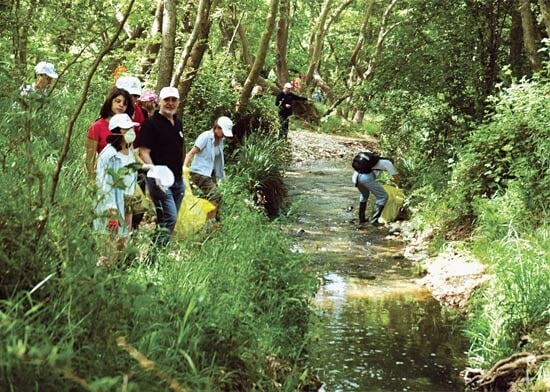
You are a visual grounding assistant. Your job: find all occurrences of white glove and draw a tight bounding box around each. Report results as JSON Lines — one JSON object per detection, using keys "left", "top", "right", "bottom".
{"left": 142, "top": 163, "right": 154, "bottom": 171}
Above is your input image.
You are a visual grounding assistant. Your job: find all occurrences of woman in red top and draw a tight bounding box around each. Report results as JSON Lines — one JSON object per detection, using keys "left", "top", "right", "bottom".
{"left": 86, "top": 87, "right": 134, "bottom": 177}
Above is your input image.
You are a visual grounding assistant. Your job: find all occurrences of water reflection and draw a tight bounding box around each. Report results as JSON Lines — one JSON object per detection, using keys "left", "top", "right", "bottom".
{"left": 285, "top": 160, "right": 468, "bottom": 391}
{"left": 310, "top": 272, "right": 467, "bottom": 391}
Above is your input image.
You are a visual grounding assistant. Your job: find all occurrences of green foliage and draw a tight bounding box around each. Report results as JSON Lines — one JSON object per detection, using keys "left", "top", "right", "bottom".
{"left": 465, "top": 225, "right": 550, "bottom": 367}
{"left": 452, "top": 77, "right": 550, "bottom": 224}
{"left": 228, "top": 132, "right": 289, "bottom": 218}
{"left": 181, "top": 64, "right": 238, "bottom": 142}
{"left": 0, "top": 63, "right": 316, "bottom": 391}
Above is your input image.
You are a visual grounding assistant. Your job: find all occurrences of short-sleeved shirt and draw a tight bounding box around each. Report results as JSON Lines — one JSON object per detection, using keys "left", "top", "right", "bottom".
{"left": 139, "top": 112, "right": 184, "bottom": 177}
{"left": 132, "top": 104, "right": 145, "bottom": 147}
{"left": 352, "top": 158, "right": 398, "bottom": 183}
{"left": 87, "top": 118, "right": 111, "bottom": 153}
{"left": 189, "top": 130, "right": 225, "bottom": 179}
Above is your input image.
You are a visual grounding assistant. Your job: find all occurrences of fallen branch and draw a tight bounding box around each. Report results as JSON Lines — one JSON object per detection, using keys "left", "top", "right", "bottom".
{"left": 463, "top": 352, "right": 550, "bottom": 391}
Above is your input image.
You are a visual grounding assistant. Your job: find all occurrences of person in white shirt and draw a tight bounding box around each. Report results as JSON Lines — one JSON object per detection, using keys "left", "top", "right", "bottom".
{"left": 352, "top": 154, "right": 401, "bottom": 226}
{"left": 94, "top": 114, "right": 142, "bottom": 237}
{"left": 21, "top": 61, "right": 58, "bottom": 96}
{"left": 184, "top": 116, "right": 234, "bottom": 220}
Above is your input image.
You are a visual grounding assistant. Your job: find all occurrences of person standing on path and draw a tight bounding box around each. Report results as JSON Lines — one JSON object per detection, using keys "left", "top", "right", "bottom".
{"left": 352, "top": 153, "right": 401, "bottom": 226}
{"left": 275, "top": 82, "right": 308, "bottom": 139}
{"left": 138, "top": 87, "right": 185, "bottom": 246}
{"left": 183, "top": 116, "right": 234, "bottom": 221}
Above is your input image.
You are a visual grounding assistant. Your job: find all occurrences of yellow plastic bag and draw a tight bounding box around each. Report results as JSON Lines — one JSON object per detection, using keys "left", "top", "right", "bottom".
{"left": 380, "top": 185, "right": 404, "bottom": 223}
{"left": 174, "top": 169, "right": 216, "bottom": 237}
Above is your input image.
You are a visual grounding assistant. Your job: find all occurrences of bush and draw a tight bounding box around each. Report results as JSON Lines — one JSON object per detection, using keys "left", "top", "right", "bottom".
{"left": 452, "top": 77, "right": 550, "bottom": 224}
{"left": 465, "top": 225, "right": 550, "bottom": 367}
{"left": 228, "top": 132, "right": 289, "bottom": 218}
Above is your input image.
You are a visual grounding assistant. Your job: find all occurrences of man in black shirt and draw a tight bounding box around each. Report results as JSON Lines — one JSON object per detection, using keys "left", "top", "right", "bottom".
{"left": 139, "top": 87, "right": 185, "bottom": 246}
{"left": 275, "top": 82, "right": 308, "bottom": 139}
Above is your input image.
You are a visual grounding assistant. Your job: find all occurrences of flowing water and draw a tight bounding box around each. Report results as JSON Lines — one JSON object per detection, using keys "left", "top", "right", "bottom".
{"left": 285, "top": 160, "right": 468, "bottom": 392}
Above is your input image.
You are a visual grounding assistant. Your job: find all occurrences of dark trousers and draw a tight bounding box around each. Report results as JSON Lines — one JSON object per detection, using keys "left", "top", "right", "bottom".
{"left": 278, "top": 113, "right": 290, "bottom": 139}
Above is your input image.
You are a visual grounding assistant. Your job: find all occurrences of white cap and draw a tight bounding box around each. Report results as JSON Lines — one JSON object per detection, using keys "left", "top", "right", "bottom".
{"left": 283, "top": 82, "right": 293, "bottom": 89}
{"left": 116, "top": 76, "right": 142, "bottom": 96}
{"left": 216, "top": 116, "right": 233, "bottom": 137}
{"left": 35, "top": 62, "right": 58, "bottom": 78}
{"left": 109, "top": 113, "right": 140, "bottom": 130}
{"left": 159, "top": 86, "right": 180, "bottom": 100}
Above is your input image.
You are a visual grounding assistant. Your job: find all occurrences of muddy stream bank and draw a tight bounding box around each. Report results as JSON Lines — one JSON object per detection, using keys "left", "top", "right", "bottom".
{"left": 284, "top": 159, "right": 469, "bottom": 391}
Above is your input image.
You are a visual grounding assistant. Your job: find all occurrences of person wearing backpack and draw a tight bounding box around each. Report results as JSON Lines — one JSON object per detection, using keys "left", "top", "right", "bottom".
{"left": 352, "top": 151, "right": 401, "bottom": 225}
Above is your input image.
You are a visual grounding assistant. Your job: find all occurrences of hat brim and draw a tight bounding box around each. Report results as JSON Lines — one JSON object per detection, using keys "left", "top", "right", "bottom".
{"left": 221, "top": 127, "right": 233, "bottom": 137}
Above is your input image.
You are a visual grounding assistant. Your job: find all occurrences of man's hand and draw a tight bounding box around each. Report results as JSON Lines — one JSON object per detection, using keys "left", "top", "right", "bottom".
{"left": 142, "top": 163, "right": 154, "bottom": 171}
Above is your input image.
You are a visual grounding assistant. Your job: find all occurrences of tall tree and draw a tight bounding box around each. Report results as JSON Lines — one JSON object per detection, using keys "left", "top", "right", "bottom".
{"left": 275, "top": 0, "right": 290, "bottom": 85}
{"left": 140, "top": 0, "right": 164, "bottom": 77}
{"left": 157, "top": 0, "right": 177, "bottom": 89}
{"left": 176, "top": 1, "right": 215, "bottom": 113}
{"left": 171, "top": 0, "right": 212, "bottom": 88}
{"left": 236, "top": 0, "right": 280, "bottom": 113}
{"left": 539, "top": 0, "right": 550, "bottom": 36}
{"left": 518, "top": 0, "right": 542, "bottom": 71}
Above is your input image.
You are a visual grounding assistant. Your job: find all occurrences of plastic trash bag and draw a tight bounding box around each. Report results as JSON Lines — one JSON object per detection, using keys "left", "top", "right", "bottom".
{"left": 380, "top": 185, "right": 404, "bottom": 223}
{"left": 174, "top": 169, "right": 216, "bottom": 238}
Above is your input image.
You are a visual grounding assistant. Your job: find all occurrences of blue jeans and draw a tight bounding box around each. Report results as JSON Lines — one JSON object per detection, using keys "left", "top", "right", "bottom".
{"left": 147, "top": 176, "right": 185, "bottom": 246}
{"left": 356, "top": 172, "right": 388, "bottom": 207}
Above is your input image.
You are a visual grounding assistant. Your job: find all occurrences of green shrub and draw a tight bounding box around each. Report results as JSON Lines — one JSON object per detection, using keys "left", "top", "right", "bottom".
{"left": 452, "top": 77, "right": 550, "bottom": 224}
{"left": 228, "top": 132, "right": 289, "bottom": 217}
{"left": 465, "top": 225, "right": 550, "bottom": 367}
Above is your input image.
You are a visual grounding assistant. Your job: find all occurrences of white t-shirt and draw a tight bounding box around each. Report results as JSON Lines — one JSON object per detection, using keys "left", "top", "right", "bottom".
{"left": 352, "top": 158, "right": 397, "bottom": 183}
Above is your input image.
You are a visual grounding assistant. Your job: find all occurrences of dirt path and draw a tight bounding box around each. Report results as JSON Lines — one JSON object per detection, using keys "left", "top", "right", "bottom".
{"left": 287, "top": 128, "right": 488, "bottom": 311}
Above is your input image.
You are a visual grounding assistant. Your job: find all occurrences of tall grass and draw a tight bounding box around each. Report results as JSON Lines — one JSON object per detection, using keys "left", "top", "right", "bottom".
{"left": 0, "top": 82, "right": 319, "bottom": 390}
{"left": 463, "top": 188, "right": 549, "bottom": 367}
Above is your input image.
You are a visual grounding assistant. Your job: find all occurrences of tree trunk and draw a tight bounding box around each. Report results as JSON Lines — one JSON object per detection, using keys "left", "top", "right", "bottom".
{"left": 157, "top": 0, "right": 177, "bottom": 90}
{"left": 305, "top": 0, "right": 333, "bottom": 86}
{"left": 140, "top": 0, "right": 164, "bottom": 77}
{"left": 509, "top": 5, "right": 525, "bottom": 77}
{"left": 236, "top": 0, "right": 279, "bottom": 114}
{"left": 171, "top": 0, "right": 212, "bottom": 87}
{"left": 539, "top": 0, "right": 550, "bottom": 37}
{"left": 176, "top": 10, "right": 213, "bottom": 115}
{"left": 349, "top": 0, "right": 375, "bottom": 74}
{"left": 518, "top": 0, "right": 542, "bottom": 71}
{"left": 352, "top": 109, "right": 365, "bottom": 124}
{"left": 322, "top": 0, "right": 397, "bottom": 118}
{"left": 236, "top": 15, "right": 252, "bottom": 65}
{"left": 361, "top": 0, "right": 398, "bottom": 81}
{"left": 275, "top": 0, "right": 290, "bottom": 85}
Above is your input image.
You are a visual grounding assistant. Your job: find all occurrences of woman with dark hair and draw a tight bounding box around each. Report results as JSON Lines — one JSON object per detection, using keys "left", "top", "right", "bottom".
{"left": 86, "top": 87, "right": 135, "bottom": 178}
{"left": 94, "top": 114, "right": 154, "bottom": 266}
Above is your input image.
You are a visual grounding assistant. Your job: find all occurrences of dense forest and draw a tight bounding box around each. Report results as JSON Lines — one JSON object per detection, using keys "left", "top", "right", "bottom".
{"left": 0, "top": 0, "right": 548, "bottom": 390}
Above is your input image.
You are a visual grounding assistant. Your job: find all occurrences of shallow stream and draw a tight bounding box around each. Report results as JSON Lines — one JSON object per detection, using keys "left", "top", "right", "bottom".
{"left": 285, "top": 160, "right": 468, "bottom": 391}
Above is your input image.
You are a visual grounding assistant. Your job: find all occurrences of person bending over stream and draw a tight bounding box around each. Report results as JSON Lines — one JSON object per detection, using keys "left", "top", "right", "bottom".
{"left": 352, "top": 152, "right": 401, "bottom": 226}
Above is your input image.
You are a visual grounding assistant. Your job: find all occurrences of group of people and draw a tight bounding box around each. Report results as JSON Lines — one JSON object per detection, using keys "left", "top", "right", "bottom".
{"left": 86, "top": 80, "right": 234, "bottom": 256}
{"left": 27, "top": 60, "right": 400, "bottom": 265}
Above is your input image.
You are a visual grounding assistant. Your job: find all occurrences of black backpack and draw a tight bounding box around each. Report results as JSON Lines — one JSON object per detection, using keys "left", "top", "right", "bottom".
{"left": 352, "top": 151, "right": 380, "bottom": 173}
